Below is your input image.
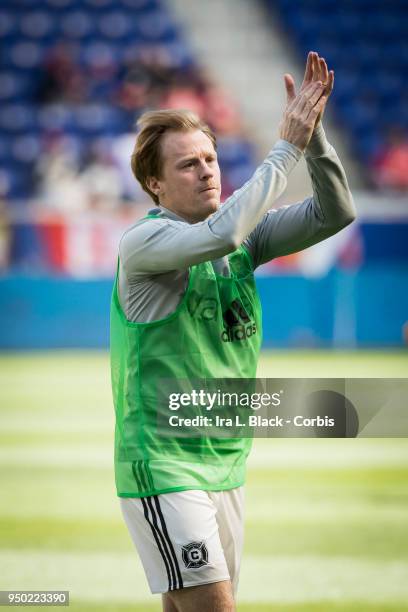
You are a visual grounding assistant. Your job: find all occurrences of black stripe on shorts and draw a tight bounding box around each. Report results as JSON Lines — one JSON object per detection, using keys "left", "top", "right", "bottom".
{"left": 132, "top": 461, "right": 181, "bottom": 591}
{"left": 153, "top": 495, "right": 184, "bottom": 589}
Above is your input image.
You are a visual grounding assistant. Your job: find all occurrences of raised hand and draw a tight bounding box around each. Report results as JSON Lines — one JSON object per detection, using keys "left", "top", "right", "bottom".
{"left": 279, "top": 80, "right": 328, "bottom": 151}
{"left": 284, "top": 51, "right": 334, "bottom": 125}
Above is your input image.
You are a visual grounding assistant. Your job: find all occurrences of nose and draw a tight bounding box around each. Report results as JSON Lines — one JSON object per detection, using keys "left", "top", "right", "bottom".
{"left": 199, "top": 160, "right": 214, "bottom": 181}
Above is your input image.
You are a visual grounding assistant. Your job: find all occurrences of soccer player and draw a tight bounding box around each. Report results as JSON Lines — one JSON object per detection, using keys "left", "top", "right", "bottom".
{"left": 110, "top": 52, "right": 356, "bottom": 611}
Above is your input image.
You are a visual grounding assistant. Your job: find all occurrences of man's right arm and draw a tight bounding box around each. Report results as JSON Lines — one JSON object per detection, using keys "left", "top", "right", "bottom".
{"left": 121, "top": 79, "right": 327, "bottom": 274}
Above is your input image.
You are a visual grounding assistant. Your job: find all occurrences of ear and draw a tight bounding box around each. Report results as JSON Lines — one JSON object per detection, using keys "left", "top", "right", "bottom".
{"left": 146, "top": 176, "right": 162, "bottom": 196}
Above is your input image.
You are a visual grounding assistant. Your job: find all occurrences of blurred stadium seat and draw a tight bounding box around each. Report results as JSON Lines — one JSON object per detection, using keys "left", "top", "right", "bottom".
{"left": 0, "top": 0, "right": 406, "bottom": 349}
{"left": 0, "top": 0, "right": 257, "bottom": 202}
{"left": 264, "top": 0, "right": 408, "bottom": 167}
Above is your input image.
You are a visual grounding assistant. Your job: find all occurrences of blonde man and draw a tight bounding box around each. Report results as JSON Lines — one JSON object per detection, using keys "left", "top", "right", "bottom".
{"left": 111, "top": 52, "right": 355, "bottom": 612}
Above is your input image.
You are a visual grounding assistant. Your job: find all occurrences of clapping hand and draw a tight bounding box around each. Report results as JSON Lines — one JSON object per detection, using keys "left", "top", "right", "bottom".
{"left": 284, "top": 51, "right": 334, "bottom": 126}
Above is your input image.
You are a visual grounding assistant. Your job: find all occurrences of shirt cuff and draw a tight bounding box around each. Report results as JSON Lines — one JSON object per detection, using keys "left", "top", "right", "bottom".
{"left": 305, "top": 123, "right": 331, "bottom": 159}
{"left": 266, "top": 139, "right": 303, "bottom": 174}
{"left": 274, "top": 138, "right": 303, "bottom": 160}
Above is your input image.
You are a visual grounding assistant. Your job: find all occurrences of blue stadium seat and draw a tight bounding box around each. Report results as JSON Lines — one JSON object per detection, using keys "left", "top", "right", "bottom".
{"left": 0, "top": 165, "right": 31, "bottom": 199}
{"left": 0, "top": 0, "right": 257, "bottom": 205}
{"left": 2, "top": 41, "right": 46, "bottom": 71}
{"left": 0, "top": 10, "right": 18, "bottom": 39}
{"left": 73, "top": 104, "right": 130, "bottom": 135}
{"left": 136, "top": 10, "right": 178, "bottom": 43}
{"left": 0, "top": 72, "right": 36, "bottom": 102}
{"left": 42, "top": 0, "right": 83, "bottom": 9}
{"left": 80, "top": 41, "right": 121, "bottom": 67}
{"left": 337, "top": 96, "right": 379, "bottom": 130}
{"left": 120, "top": 0, "right": 160, "bottom": 10}
{"left": 265, "top": 0, "right": 407, "bottom": 173}
{"left": 84, "top": 0, "right": 117, "bottom": 8}
{"left": 217, "top": 137, "right": 255, "bottom": 169}
{"left": 11, "top": 134, "right": 42, "bottom": 166}
{"left": 353, "top": 43, "right": 382, "bottom": 70}
{"left": 59, "top": 10, "right": 95, "bottom": 39}
{"left": 37, "top": 104, "right": 76, "bottom": 132}
{"left": 0, "top": 136, "right": 11, "bottom": 164}
{"left": 354, "top": 131, "right": 383, "bottom": 162}
{"left": 97, "top": 11, "right": 134, "bottom": 41}
{"left": 19, "top": 11, "right": 57, "bottom": 40}
{"left": 224, "top": 163, "right": 256, "bottom": 192}
{"left": 0, "top": 104, "right": 38, "bottom": 133}
{"left": 162, "top": 41, "right": 194, "bottom": 69}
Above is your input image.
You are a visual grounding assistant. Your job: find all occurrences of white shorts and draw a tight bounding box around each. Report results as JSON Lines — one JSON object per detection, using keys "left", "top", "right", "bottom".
{"left": 120, "top": 487, "right": 244, "bottom": 595}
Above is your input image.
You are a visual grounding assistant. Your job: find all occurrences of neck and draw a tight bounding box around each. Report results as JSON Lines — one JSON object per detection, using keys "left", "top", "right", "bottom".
{"left": 159, "top": 205, "right": 209, "bottom": 224}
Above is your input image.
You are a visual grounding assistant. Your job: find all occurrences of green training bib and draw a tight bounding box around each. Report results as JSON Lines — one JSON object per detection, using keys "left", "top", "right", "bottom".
{"left": 110, "top": 220, "right": 262, "bottom": 497}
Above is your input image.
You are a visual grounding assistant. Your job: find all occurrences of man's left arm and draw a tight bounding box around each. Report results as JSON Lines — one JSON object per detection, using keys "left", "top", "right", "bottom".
{"left": 244, "top": 123, "right": 356, "bottom": 267}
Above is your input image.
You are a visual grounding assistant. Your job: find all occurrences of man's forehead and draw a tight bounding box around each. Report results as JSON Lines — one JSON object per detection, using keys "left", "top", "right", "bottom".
{"left": 161, "top": 129, "right": 215, "bottom": 160}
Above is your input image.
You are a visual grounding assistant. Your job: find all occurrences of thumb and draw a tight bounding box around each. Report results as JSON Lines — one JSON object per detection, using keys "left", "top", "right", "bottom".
{"left": 284, "top": 73, "right": 296, "bottom": 104}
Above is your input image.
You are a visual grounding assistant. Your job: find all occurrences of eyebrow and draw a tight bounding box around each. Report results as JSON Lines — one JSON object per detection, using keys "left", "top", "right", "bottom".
{"left": 176, "top": 153, "right": 216, "bottom": 167}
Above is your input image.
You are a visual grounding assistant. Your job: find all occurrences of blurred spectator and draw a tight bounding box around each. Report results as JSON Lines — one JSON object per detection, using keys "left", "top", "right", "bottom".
{"left": 116, "top": 63, "right": 151, "bottom": 111}
{"left": 117, "top": 50, "right": 179, "bottom": 111}
{"left": 372, "top": 127, "right": 408, "bottom": 192}
{"left": 203, "top": 82, "right": 242, "bottom": 135}
{"left": 111, "top": 133, "right": 151, "bottom": 203}
{"left": 159, "top": 65, "right": 206, "bottom": 116}
{"left": 85, "top": 44, "right": 120, "bottom": 102}
{"left": 36, "top": 44, "right": 87, "bottom": 105}
{"left": 3, "top": 10, "right": 259, "bottom": 220}
{"left": 35, "top": 133, "right": 88, "bottom": 211}
{"left": 161, "top": 82, "right": 206, "bottom": 117}
{"left": 80, "top": 143, "right": 123, "bottom": 211}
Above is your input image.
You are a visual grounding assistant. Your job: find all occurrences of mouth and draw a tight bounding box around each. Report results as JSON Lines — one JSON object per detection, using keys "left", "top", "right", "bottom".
{"left": 200, "top": 187, "right": 217, "bottom": 193}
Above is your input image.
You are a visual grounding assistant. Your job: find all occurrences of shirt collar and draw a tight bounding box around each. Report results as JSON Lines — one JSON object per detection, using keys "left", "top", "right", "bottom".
{"left": 148, "top": 206, "right": 190, "bottom": 223}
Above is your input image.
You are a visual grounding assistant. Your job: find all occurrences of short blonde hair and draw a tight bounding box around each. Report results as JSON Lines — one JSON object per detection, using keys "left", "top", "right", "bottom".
{"left": 131, "top": 109, "right": 217, "bottom": 205}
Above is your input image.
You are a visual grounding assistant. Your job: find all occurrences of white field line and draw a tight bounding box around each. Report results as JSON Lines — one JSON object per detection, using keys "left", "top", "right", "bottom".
{"left": 0, "top": 446, "right": 112, "bottom": 468}
{"left": 1, "top": 550, "right": 408, "bottom": 603}
{"left": 0, "top": 439, "right": 408, "bottom": 469}
{"left": 0, "top": 494, "right": 119, "bottom": 521}
{"left": 0, "top": 418, "right": 111, "bottom": 434}
{"left": 248, "top": 439, "right": 408, "bottom": 469}
{"left": 0, "top": 494, "right": 406, "bottom": 524}
{"left": 1, "top": 484, "right": 407, "bottom": 523}
{"left": 245, "top": 499, "right": 408, "bottom": 523}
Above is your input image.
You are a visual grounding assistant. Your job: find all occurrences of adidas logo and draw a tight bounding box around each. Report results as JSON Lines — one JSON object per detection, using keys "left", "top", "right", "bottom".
{"left": 221, "top": 299, "right": 257, "bottom": 343}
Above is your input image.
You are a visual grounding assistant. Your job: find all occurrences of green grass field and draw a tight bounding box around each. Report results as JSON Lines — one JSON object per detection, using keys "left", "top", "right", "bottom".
{"left": 0, "top": 350, "right": 407, "bottom": 611}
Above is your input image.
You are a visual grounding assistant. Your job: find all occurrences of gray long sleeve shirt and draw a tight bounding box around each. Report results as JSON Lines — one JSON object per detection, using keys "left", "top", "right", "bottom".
{"left": 118, "top": 124, "right": 356, "bottom": 322}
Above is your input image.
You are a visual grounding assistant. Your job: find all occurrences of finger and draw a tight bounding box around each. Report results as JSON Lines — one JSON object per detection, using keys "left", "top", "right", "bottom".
{"left": 315, "top": 71, "right": 334, "bottom": 123}
{"left": 314, "top": 54, "right": 321, "bottom": 79}
{"left": 321, "top": 69, "right": 334, "bottom": 97}
{"left": 319, "top": 57, "right": 328, "bottom": 84}
{"left": 315, "top": 52, "right": 324, "bottom": 83}
{"left": 308, "top": 51, "right": 318, "bottom": 83}
{"left": 312, "top": 53, "right": 319, "bottom": 81}
{"left": 301, "top": 51, "right": 314, "bottom": 87}
{"left": 325, "top": 69, "right": 334, "bottom": 95}
{"left": 295, "top": 81, "right": 324, "bottom": 115}
{"left": 297, "top": 81, "right": 324, "bottom": 117}
{"left": 312, "top": 52, "right": 320, "bottom": 81}
{"left": 308, "top": 94, "right": 328, "bottom": 121}
{"left": 286, "top": 79, "right": 321, "bottom": 114}
{"left": 284, "top": 73, "right": 296, "bottom": 103}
